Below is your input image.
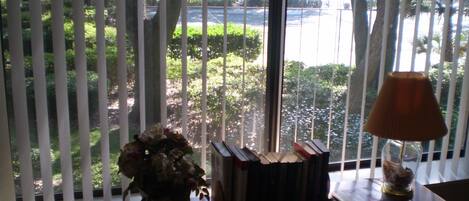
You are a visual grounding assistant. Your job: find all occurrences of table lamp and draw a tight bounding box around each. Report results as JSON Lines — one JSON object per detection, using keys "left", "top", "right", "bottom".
{"left": 364, "top": 72, "right": 447, "bottom": 197}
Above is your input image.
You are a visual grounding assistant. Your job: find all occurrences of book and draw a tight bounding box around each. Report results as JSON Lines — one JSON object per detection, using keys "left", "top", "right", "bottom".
{"left": 211, "top": 141, "right": 330, "bottom": 201}
{"left": 263, "top": 152, "right": 281, "bottom": 201}
{"left": 226, "top": 145, "right": 249, "bottom": 201}
{"left": 293, "top": 142, "right": 317, "bottom": 201}
{"left": 241, "top": 147, "right": 261, "bottom": 201}
{"left": 210, "top": 142, "right": 233, "bottom": 201}
{"left": 265, "top": 152, "right": 287, "bottom": 201}
{"left": 306, "top": 141, "right": 324, "bottom": 201}
{"left": 258, "top": 154, "right": 276, "bottom": 201}
{"left": 312, "top": 139, "right": 331, "bottom": 201}
{"left": 281, "top": 152, "right": 304, "bottom": 201}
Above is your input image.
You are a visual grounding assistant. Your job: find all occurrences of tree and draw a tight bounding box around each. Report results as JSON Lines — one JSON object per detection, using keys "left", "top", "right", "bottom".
{"left": 349, "top": 0, "right": 400, "bottom": 112}
{"left": 126, "top": 0, "right": 182, "bottom": 125}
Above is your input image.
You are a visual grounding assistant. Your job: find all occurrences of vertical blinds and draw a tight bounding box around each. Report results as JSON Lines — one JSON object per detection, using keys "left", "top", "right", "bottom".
{"left": 286, "top": 0, "right": 469, "bottom": 181}
{"left": 0, "top": 4, "right": 15, "bottom": 200}
{"left": 96, "top": 0, "right": 112, "bottom": 200}
{"left": 29, "top": 0, "right": 54, "bottom": 200}
{"left": 0, "top": 0, "right": 468, "bottom": 199}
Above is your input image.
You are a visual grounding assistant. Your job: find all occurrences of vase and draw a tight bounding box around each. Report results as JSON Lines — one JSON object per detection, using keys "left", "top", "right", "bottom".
{"left": 381, "top": 140, "right": 422, "bottom": 197}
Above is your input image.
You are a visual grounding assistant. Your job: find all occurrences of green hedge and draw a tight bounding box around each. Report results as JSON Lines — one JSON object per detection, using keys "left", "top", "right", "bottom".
{"left": 168, "top": 24, "right": 262, "bottom": 61}
{"left": 187, "top": 0, "right": 234, "bottom": 6}
{"left": 5, "top": 70, "right": 100, "bottom": 124}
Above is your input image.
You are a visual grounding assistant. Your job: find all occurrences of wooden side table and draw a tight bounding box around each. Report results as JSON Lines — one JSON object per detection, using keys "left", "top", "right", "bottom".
{"left": 330, "top": 179, "right": 444, "bottom": 201}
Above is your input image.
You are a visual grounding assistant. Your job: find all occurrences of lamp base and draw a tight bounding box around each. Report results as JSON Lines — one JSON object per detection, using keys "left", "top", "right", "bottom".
{"left": 381, "top": 140, "right": 422, "bottom": 198}
{"left": 381, "top": 179, "right": 413, "bottom": 198}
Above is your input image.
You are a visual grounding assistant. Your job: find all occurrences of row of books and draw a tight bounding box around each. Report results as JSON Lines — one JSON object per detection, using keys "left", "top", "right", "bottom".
{"left": 211, "top": 140, "right": 330, "bottom": 201}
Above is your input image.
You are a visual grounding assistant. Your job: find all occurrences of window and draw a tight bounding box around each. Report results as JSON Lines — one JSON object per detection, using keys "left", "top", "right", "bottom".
{"left": 0, "top": 0, "right": 468, "bottom": 200}
{"left": 0, "top": 0, "right": 269, "bottom": 199}
{"left": 279, "top": 0, "right": 469, "bottom": 176}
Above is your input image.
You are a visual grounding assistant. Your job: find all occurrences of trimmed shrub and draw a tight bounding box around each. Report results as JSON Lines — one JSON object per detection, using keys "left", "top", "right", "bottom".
{"left": 5, "top": 70, "right": 101, "bottom": 125}
{"left": 168, "top": 24, "right": 262, "bottom": 61}
{"left": 187, "top": 0, "right": 234, "bottom": 6}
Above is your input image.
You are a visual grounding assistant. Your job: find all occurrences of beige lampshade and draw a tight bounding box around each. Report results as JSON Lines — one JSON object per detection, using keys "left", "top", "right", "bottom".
{"left": 364, "top": 72, "right": 447, "bottom": 141}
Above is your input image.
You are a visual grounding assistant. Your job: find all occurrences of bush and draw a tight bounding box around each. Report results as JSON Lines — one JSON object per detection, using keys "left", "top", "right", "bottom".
{"left": 287, "top": 0, "right": 322, "bottom": 8}
{"left": 428, "top": 64, "right": 465, "bottom": 139}
{"left": 246, "top": 0, "right": 264, "bottom": 7}
{"left": 5, "top": 70, "right": 101, "bottom": 125}
{"left": 22, "top": 10, "right": 122, "bottom": 86}
{"left": 187, "top": 0, "right": 234, "bottom": 6}
{"left": 166, "top": 55, "right": 265, "bottom": 144}
{"left": 168, "top": 24, "right": 262, "bottom": 61}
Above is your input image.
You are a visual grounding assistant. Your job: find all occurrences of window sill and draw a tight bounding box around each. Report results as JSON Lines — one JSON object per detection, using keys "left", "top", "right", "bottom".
{"left": 329, "top": 157, "right": 469, "bottom": 185}
{"left": 76, "top": 159, "right": 469, "bottom": 201}
{"left": 76, "top": 193, "right": 208, "bottom": 201}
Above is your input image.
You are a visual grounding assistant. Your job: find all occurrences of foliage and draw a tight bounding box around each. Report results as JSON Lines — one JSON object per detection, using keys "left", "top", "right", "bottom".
{"left": 279, "top": 60, "right": 466, "bottom": 161}
{"left": 280, "top": 62, "right": 364, "bottom": 160}
{"left": 287, "top": 0, "right": 323, "bottom": 8}
{"left": 119, "top": 124, "right": 209, "bottom": 200}
{"left": 4, "top": 70, "right": 100, "bottom": 124}
{"left": 169, "top": 24, "right": 262, "bottom": 61}
{"left": 407, "top": 0, "right": 434, "bottom": 16}
{"left": 186, "top": 0, "right": 278, "bottom": 6}
{"left": 416, "top": 31, "right": 469, "bottom": 56}
{"left": 246, "top": 0, "right": 264, "bottom": 7}
{"left": 428, "top": 63, "right": 465, "bottom": 138}
{"left": 186, "top": 0, "right": 232, "bottom": 6}
{"left": 18, "top": 6, "right": 125, "bottom": 87}
{"left": 166, "top": 55, "right": 265, "bottom": 145}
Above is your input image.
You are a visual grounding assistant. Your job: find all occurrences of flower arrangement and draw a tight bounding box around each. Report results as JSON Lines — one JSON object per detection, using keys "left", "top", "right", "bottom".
{"left": 118, "top": 124, "right": 209, "bottom": 201}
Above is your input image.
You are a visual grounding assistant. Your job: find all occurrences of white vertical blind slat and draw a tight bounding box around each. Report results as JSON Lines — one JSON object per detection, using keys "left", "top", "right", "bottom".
{"left": 29, "top": 0, "right": 54, "bottom": 200}
{"left": 51, "top": 0, "right": 75, "bottom": 199}
{"left": 424, "top": 0, "right": 437, "bottom": 75}
{"left": 341, "top": 0, "right": 359, "bottom": 176}
{"left": 181, "top": 0, "right": 189, "bottom": 138}
{"left": 356, "top": 0, "right": 374, "bottom": 178}
{"left": 450, "top": 37, "right": 469, "bottom": 177}
{"left": 221, "top": 0, "right": 228, "bottom": 141}
{"left": 356, "top": 5, "right": 371, "bottom": 177}
{"left": 425, "top": 0, "right": 437, "bottom": 178}
{"left": 435, "top": 0, "right": 451, "bottom": 177}
{"left": 0, "top": 24, "right": 15, "bottom": 201}
{"left": 95, "top": 0, "right": 111, "bottom": 200}
{"left": 379, "top": 0, "right": 391, "bottom": 90}
{"left": 240, "top": 0, "right": 247, "bottom": 147}
{"left": 439, "top": 0, "right": 465, "bottom": 176}
{"left": 116, "top": 0, "right": 129, "bottom": 196}
{"left": 7, "top": 0, "right": 35, "bottom": 200}
{"left": 201, "top": 0, "right": 208, "bottom": 171}
{"left": 138, "top": 0, "right": 146, "bottom": 132}
{"left": 335, "top": 10, "right": 343, "bottom": 63}
{"left": 310, "top": 8, "right": 323, "bottom": 140}
{"left": 394, "top": 0, "right": 407, "bottom": 71}
{"left": 293, "top": 1, "right": 305, "bottom": 143}
{"left": 435, "top": 0, "right": 451, "bottom": 103}
{"left": 370, "top": 0, "right": 392, "bottom": 179}
{"left": 159, "top": 0, "right": 168, "bottom": 126}
{"left": 327, "top": 7, "right": 343, "bottom": 149}
{"left": 259, "top": 0, "right": 267, "bottom": 151}
{"left": 72, "top": 0, "right": 93, "bottom": 199}
{"left": 410, "top": 0, "right": 422, "bottom": 71}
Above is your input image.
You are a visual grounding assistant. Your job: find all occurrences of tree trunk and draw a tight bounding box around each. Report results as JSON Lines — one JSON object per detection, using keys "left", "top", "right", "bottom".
{"left": 126, "top": 0, "right": 182, "bottom": 126}
{"left": 352, "top": 0, "right": 369, "bottom": 68}
{"left": 349, "top": 0, "right": 400, "bottom": 113}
